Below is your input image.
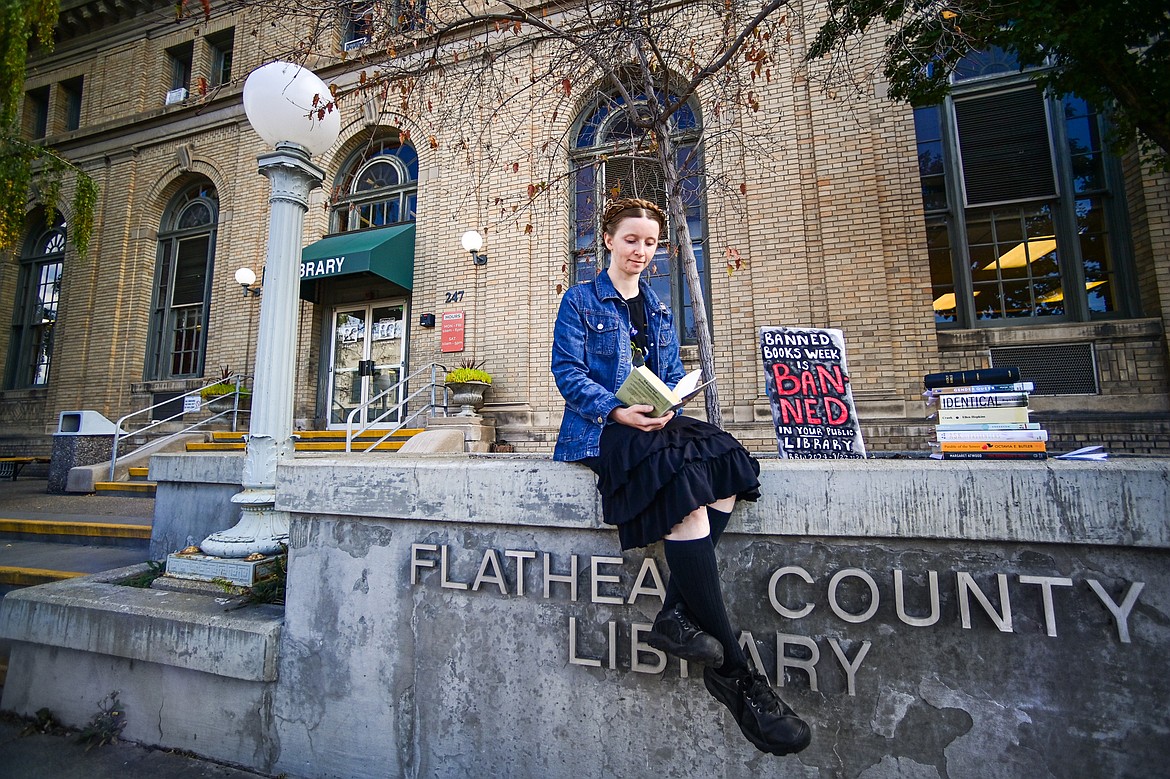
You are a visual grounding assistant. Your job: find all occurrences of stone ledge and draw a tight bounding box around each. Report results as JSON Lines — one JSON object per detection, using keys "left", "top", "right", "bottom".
{"left": 0, "top": 563, "right": 282, "bottom": 681}
{"left": 277, "top": 456, "right": 1170, "bottom": 549}
{"left": 150, "top": 452, "right": 245, "bottom": 484}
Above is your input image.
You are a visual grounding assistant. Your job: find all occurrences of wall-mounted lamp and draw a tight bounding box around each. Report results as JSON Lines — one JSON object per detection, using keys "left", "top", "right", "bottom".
{"left": 235, "top": 266, "right": 261, "bottom": 297}
{"left": 461, "top": 230, "right": 488, "bottom": 266}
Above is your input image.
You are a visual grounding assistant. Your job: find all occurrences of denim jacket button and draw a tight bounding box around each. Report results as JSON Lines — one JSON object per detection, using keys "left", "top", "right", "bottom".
{"left": 597, "top": 323, "right": 604, "bottom": 330}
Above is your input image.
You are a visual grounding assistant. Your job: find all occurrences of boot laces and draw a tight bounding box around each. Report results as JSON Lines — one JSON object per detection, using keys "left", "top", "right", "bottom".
{"left": 675, "top": 607, "right": 702, "bottom": 636}
{"left": 743, "top": 672, "right": 783, "bottom": 715}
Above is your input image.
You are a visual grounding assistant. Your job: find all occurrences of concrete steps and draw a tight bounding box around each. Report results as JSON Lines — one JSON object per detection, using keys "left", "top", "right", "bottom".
{"left": 0, "top": 474, "right": 153, "bottom": 595}
{"left": 0, "top": 517, "right": 151, "bottom": 547}
{"left": 93, "top": 481, "right": 157, "bottom": 496}
{"left": 186, "top": 428, "right": 425, "bottom": 453}
{"left": 0, "top": 518, "right": 151, "bottom": 595}
{"left": 0, "top": 542, "right": 150, "bottom": 588}
{"left": 91, "top": 462, "right": 158, "bottom": 498}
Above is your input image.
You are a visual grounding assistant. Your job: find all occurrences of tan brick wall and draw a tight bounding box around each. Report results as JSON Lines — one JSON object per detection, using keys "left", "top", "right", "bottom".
{"left": 3, "top": 2, "right": 1169, "bottom": 457}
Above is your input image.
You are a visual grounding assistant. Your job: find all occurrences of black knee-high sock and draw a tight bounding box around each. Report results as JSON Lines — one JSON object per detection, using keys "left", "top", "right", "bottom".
{"left": 662, "top": 534, "right": 749, "bottom": 672}
{"left": 663, "top": 507, "right": 732, "bottom": 610}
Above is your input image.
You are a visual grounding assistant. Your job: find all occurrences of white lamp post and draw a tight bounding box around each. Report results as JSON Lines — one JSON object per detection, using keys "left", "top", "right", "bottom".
{"left": 200, "top": 62, "right": 341, "bottom": 558}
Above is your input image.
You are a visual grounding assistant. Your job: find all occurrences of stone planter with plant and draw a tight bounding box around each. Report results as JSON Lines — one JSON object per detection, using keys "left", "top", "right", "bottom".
{"left": 444, "top": 359, "right": 492, "bottom": 416}
{"left": 201, "top": 367, "right": 252, "bottom": 412}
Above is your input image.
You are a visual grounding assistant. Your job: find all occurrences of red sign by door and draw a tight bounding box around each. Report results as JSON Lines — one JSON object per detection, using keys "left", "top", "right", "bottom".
{"left": 440, "top": 311, "right": 465, "bottom": 353}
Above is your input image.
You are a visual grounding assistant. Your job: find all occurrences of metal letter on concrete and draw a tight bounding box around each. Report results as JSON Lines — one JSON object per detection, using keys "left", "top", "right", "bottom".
{"left": 201, "top": 143, "right": 325, "bottom": 557}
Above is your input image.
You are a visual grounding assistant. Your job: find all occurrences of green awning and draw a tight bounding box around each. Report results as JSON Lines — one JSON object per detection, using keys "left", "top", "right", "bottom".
{"left": 300, "top": 223, "right": 415, "bottom": 289}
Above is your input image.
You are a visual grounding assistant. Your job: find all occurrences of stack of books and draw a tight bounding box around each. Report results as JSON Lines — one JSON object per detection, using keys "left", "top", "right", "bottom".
{"left": 923, "top": 368, "right": 1047, "bottom": 460}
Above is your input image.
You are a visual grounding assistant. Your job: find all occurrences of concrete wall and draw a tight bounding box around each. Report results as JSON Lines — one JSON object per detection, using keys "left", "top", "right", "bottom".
{"left": 148, "top": 453, "right": 244, "bottom": 559}
{"left": 2, "top": 456, "right": 1168, "bottom": 778}
{"left": 268, "top": 457, "right": 1169, "bottom": 778}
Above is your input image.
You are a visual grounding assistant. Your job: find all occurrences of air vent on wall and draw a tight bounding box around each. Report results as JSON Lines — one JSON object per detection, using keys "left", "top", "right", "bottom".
{"left": 990, "top": 343, "right": 1098, "bottom": 395}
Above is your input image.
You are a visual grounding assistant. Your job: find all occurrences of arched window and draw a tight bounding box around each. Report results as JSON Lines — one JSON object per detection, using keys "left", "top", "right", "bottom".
{"left": 146, "top": 181, "right": 218, "bottom": 379}
{"left": 331, "top": 134, "right": 418, "bottom": 233}
{"left": 570, "top": 87, "right": 707, "bottom": 343}
{"left": 5, "top": 212, "right": 65, "bottom": 388}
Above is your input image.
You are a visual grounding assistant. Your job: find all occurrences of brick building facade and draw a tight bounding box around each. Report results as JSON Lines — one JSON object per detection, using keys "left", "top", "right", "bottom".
{"left": 3, "top": 0, "right": 1168, "bottom": 459}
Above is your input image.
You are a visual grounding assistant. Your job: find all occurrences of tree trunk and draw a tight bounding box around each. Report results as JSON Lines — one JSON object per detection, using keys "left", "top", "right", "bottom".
{"left": 655, "top": 128, "right": 723, "bottom": 429}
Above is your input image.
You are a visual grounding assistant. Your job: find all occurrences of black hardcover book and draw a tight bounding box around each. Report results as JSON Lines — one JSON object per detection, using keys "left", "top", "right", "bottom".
{"left": 924, "top": 367, "right": 1021, "bottom": 389}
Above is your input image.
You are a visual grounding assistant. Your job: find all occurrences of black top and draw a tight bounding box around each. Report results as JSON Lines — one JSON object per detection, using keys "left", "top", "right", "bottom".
{"left": 625, "top": 292, "right": 649, "bottom": 361}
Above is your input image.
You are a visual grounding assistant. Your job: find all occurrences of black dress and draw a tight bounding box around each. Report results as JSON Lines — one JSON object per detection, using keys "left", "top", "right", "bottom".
{"left": 589, "top": 415, "right": 761, "bottom": 550}
{"left": 582, "top": 291, "right": 760, "bottom": 549}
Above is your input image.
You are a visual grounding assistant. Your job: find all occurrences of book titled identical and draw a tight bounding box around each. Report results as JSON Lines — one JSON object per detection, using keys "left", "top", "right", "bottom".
{"left": 931, "top": 392, "right": 1029, "bottom": 410}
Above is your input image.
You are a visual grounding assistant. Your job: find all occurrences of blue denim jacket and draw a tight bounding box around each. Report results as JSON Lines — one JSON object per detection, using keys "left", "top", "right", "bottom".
{"left": 551, "top": 270, "right": 686, "bottom": 461}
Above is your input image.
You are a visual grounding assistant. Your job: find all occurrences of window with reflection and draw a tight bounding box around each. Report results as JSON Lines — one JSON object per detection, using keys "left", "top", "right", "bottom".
{"left": 147, "top": 181, "right": 218, "bottom": 379}
{"left": 6, "top": 212, "right": 65, "bottom": 388}
{"left": 331, "top": 134, "right": 418, "bottom": 233}
{"left": 913, "top": 55, "right": 1132, "bottom": 327}
{"left": 570, "top": 86, "right": 707, "bottom": 343}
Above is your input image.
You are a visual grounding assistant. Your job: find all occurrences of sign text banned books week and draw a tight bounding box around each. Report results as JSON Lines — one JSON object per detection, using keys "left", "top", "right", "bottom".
{"left": 760, "top": 326, "right": 866, "bottom": 459}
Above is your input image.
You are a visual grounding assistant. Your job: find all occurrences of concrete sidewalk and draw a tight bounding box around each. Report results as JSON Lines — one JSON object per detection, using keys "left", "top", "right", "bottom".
{"left": 0, "top": 714, "right": 271, "bottom": 778}
{"left": 0, "top": 478, "right": 154, "bottom": 523}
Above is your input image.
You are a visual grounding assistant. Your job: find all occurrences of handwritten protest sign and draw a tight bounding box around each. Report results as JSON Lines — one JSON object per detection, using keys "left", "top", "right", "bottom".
{"left": 760, "top": 326, "right": 866, "bottom": 459}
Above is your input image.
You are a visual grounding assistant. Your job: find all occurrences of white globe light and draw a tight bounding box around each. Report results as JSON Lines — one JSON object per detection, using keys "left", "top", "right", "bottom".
{"left": 461, "top": 230, "right": 484, "bottom": 253}
{"left": 242, "top": 62, "right": 341, "bottom": 156}
{"left": 234, "top": 266, "right": 257, "bottom": 286}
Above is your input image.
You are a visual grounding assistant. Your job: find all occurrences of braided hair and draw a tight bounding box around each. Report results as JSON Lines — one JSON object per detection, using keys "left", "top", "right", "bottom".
{"left": 600, "top": 197, "right": 667, "bottom": 239}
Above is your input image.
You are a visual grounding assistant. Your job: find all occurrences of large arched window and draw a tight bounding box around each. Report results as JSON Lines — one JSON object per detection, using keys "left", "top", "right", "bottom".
{"left": 146, "top": 181, "right": 218, "bottom": 379}
{"left": 5, "top": 212, "right": 65, "bottom": 388}
{"left": 331, "top": 134, "right": 418, "bottom": 233}
{"left": 570, "top": 87, "right": 707, "bottom": 342}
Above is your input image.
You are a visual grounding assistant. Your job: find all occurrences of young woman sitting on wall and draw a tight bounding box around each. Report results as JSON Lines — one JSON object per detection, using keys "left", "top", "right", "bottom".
{"left": 550, "top": 196, "right": 812, "bottom": 756}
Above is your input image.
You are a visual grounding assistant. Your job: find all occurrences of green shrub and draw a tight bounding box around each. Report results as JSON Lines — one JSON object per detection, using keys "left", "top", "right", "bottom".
{"left": 445, "top": 358, "right": 492, "bottom": 384}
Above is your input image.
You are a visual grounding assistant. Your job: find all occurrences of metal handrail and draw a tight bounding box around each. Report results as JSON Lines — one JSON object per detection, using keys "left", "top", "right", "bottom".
{"left": 109, "top": 374, "right": 251, "bottom": 480}
{"left": 345, "top": 362, "right": 450, "bottom": 453}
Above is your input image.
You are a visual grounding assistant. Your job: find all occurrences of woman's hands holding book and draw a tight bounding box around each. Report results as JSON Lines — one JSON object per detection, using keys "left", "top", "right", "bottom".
{"left": 610, "top": 404, "right": 674, "bottom": 431}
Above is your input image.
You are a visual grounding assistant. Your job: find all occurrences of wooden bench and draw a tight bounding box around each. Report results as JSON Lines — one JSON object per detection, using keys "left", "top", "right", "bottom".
{"left": 0, "top": 456, "right": 51, "bottom": 480}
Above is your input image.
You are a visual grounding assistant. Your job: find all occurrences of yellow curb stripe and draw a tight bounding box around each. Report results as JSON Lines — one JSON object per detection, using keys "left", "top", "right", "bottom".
{"left": 209, "top": 429, "right": 423, "bottom": 441}
{"left": 292, "top": 442, "right": 404, "bottom": 451}
{"left": 0, "top": 519, "right": 150, "bottom": 539}
{"left": 93, "top": 482, "right": 157, "bottom": 493}
{"left": 0, "top": 566, "right": 86, "bottom": 586}
{"left": 190, "top": 441, "right": 406, "bottom": 452}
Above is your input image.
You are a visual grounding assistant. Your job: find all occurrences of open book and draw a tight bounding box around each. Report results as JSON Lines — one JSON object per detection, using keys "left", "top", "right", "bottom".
{"left": 615, "top": 366, "right": 713, "bottom": 418}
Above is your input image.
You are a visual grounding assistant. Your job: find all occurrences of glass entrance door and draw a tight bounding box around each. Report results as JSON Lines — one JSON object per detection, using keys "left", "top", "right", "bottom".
{"left": 327, "top": 300, "right": 407, "bottom": 428}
